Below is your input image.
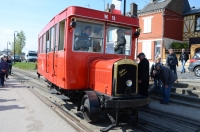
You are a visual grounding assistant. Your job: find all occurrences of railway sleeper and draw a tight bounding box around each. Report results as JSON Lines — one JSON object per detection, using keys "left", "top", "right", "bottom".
{"left": 44, "top": 79, "right": 148, "bottom": 132}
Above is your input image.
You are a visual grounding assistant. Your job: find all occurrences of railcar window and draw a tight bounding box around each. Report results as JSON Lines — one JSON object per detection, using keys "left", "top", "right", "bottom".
{"left": 58, "top": 20, "right": 65, "bottom": 51}
{"left": 39, "top": 37, "right": 43, "bottom": 53}
{"left": 54, "top": 24, "right": 58, "bottom": 51}
{"left": 46, "top": 31, "right": 50, "bottom": 52}
{"left": 42, "top": 34, "right": 46, "bottom": 53}
{"left": 106, "top": 26, "right": 132, "bottom": 55}
{"left": 73, "top": 21, "right": 104, "bottom": 53}
{"left": 50, "top": 27, "right": 54, "bottom": 52}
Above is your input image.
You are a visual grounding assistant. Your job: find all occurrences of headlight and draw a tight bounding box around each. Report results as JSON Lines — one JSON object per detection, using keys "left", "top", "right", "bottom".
{"left": 126, "top": 80, "right": 132, "bottom": 87}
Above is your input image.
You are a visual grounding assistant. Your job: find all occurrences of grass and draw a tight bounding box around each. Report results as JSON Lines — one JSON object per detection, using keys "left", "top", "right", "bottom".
{"left": 13, "top": 62, "right": 36, "bottom": 70}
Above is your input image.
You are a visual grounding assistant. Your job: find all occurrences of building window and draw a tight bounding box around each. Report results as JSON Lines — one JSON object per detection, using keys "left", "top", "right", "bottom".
{"left": 195, "top": 15, "right": 200, "bottom": 32}
{"left": 142, "top": 41, "right": 151, "bottom": 59}
{"left": 154, "top": 41, "right": 161, "bottom": 59}
{"left": 143, "top": 16, "right": 153, "bottom": 33}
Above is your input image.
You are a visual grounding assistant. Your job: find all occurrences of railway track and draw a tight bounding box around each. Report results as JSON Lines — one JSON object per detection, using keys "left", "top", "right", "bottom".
{"left": 11, "top": 68, "right": 200, "bottom": 132}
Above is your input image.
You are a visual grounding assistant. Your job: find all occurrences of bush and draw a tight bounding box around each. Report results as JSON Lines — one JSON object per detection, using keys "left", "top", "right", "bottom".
{"left": 171, "top": 42, "right": 189, "bottom": 49}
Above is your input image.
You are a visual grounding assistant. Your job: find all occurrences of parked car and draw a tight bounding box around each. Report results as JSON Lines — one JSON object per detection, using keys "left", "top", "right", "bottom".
{"left": 188, "top": 53, "right": 200, "bottom": 77}
{"left": 25, "top": 51, "right": 37, "bottom": 63}
{"left": 12, "top": 55, "right": 21, "bottom": 62}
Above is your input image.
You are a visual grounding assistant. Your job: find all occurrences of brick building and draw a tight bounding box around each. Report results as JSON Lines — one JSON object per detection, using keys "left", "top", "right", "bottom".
{"left": 137, "top": 0, "right": 190, "bottom": 64}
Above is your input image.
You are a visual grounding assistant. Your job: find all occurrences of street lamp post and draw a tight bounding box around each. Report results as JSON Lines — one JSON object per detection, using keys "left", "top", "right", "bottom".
{"left": 14, "top": 31, "right": 18, "bottom": 63}
{"left": 7, "top": 41, "right": 11, "bottom": 59}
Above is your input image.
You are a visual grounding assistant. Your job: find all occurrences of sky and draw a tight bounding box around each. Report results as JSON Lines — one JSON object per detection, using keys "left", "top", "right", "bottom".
{"left": 0, "top": 0, "right": 199, "bottom": 52}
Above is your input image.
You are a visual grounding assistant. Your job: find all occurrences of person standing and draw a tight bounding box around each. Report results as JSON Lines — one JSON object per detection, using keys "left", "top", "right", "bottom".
{"left": 154, "top": 64, "right": 177, "bottom": 104}
{"left": 0, "top": 57, "right": 8, "bottom": 87}
{"left": 150, "top": 57, "right": 163, "bottom": 95}
{"left": 166, "top": 49, "right": 178, "bottom": 82}
{"left": 179, "top": 49, "right": 189, "bottom": 74}
{"left": 6, "top": 56, "right": 12, "bottom": 78}
{"left": 115, "top": 29, "right": 126, "bottom": 54}
{"left": 137, "top": 52, "right": 149, "bottom": 96}
{"left": 3, "top": 57, "right": 9, "bottom": 79}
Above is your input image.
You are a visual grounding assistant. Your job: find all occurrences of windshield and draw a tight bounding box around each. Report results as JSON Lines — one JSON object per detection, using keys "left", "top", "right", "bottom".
{"left": 28, "top": 53, "right": 37, "bottom": 56}
{"left": 106, "top": 26, "right": 132, "bottom": 55}
{"left": 73, "top": 21, "right": 104, "bottom": 53}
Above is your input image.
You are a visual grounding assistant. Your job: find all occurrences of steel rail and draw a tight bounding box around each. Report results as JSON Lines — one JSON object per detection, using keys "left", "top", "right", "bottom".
{"left": 12, "top": 70, "right": 91, "bottom": 132}
{"left": 12, "top": 68, "right": 200, "bottom": 132}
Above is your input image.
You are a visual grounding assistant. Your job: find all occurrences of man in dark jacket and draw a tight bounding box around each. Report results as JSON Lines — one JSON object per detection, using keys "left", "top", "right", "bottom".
{"left": 166, "top": 49, "right": 178, "bottom": 82}
{"left": 166, "top": 49, "right": 178, "bottom": 75}
{"left": 150, "top": 57, "right": 163, "bottom": 94}
{"left": 137, "top": 52, "right": 149, "bottom": 96}
{"left": 0, "top": 57, "right": 8, "bottom": 87}
{"left": 179, "top": 48, "right": 189, "bottom": 74}
{"left": 155, "top": 64, "right": 178, "bottom": 104}
{"left": 74, "top": 26, "right": 92, "bottom": 51}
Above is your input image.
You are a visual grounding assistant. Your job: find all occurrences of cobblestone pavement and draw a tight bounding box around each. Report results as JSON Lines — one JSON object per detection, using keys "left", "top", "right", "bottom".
{"left": 0, "top": 76, "right": 77, "bottom": 132}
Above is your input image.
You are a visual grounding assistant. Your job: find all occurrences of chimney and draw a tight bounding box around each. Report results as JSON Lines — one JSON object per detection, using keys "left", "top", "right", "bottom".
{"left": 106, "top": 3, "right": 110, "bottom": 12}
{"left": 130, "top": 3, "right": 138, "bottom": 17}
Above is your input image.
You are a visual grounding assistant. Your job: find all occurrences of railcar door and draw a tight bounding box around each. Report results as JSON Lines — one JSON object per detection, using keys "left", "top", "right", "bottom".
{"left": 48, "top": 26, "right": 55, "bottom": 83}
{"left": 55, "top": 20, "right": 65, "bottom": 88}
{"left": 52, "top": 23, "right": 59, "bottom": 85}
{"left": 45, "top": 31, "right": 50, "bottom": 79}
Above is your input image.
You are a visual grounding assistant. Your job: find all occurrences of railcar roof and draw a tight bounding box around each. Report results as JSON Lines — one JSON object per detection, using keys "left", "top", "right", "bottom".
{"left": 38, "top": 6, "right": 139, "bottom": 37}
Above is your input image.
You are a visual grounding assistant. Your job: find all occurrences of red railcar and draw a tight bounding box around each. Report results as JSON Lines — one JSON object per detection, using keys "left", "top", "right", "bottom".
{"left": 37, "top": 6, "right": 150, "bottom": 131}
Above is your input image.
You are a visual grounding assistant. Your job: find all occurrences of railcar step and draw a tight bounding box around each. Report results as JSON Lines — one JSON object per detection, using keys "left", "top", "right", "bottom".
{"left": 55, "top": 95, "right": 70, "bottom": 101}
{"left": 49, "top": 89, "right": 58, "bottom": 94}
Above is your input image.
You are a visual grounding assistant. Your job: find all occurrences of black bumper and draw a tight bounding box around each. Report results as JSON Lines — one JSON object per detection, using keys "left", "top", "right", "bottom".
{"left": 104, "top": 96, "right": 150, "bottom": 109}
{"left": 28, "top": 59, "right": 37, "bottom": 62}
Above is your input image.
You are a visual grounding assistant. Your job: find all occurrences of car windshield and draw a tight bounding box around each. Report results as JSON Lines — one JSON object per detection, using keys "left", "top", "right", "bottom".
{"left": 73, "top": 20, "right": 104, "bottom": 53}
{"left": 193, "top": 54, "right": 200, "bottom": 59}
{"left": 106, "top": 26, "right": 132, "bottom": 55}
{"left": 28, "top": 53, "right": 37, "bottom": 56}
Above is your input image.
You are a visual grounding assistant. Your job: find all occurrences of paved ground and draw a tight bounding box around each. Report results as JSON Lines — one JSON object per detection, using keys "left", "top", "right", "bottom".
{"left": 148, "top": 99, "right": 200, "bottom": 122}
{"left": 177, "top": 70, "right": 200, "bottom": 79}
{"left": 0, "top": 76, "right": 77, "bottom": 132}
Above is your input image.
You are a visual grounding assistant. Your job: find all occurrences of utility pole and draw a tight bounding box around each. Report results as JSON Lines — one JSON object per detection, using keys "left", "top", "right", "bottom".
{"left": 14, "top": 31, "right": 18, "bottom": 63}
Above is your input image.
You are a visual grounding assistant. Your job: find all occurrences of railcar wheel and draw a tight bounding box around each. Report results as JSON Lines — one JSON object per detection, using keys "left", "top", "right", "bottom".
{"left": 80, "top": 95, "right": 99, "bottom": 123}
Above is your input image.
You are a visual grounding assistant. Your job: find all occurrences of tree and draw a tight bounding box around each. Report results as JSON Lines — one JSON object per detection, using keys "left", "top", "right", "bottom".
{"left": 11, "top": 31, "right": 26, "bottom": 55}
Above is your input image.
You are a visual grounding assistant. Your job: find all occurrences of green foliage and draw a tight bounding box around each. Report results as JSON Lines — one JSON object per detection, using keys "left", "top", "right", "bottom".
{"left": 171, "top": 42, "right": 189, "bottom": 49}
{"left": 11, "top": 31, "right": 26, "bottom": 55}
{"left": 13, "top": 62, "right": 35, "bottom": 70}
